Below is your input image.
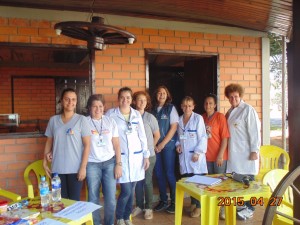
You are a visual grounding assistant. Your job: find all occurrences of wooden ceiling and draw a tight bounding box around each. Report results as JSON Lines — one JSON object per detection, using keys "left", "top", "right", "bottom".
{"left": 0, "top": 0, "right": 293, "bottom": 38}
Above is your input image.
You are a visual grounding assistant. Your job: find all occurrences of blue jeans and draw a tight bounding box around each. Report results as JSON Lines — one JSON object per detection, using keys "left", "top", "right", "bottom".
{"left": 154, "top": 143, "right": 176, "bottom": 204}
{"left": 207, "top": 160, "right": 227, "bottom": 174}
{"left": 135, "top": 156, "right": 156, "bottom": 209}
{"left": 59, "top": 173, "right": 83, "bottom": 201}
{"left": 116, "top": 182, "right": 136, "bottom": 220}
{"left": 86, "top": 157, "right": 116, "bottom": 225}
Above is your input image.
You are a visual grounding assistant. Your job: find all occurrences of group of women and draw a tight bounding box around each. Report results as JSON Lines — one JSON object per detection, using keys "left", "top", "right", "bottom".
{"left": 42, "top": 83, "right": 260, "bottom": 225}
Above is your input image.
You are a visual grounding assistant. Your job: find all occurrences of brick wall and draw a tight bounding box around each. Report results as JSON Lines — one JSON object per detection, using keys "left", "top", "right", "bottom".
{"left": 0, "top": 16, "right": 262, "bottom": 197}
{"left": 0, "top": 136, "right": 46, "bottom": 197}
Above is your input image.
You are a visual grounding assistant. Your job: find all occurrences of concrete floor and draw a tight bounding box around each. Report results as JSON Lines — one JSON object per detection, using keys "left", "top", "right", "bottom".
{"left": 130, "top": 199, "right": 266, "bottom": 225}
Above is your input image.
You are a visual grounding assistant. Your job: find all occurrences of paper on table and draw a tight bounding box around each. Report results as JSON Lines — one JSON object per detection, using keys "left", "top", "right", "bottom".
{"left": 53, "top": 201, "right": 101, "bottom": 221}
{"left": 185, "top": 175, "right": 222, "bottom": 186}
{"left": 36, "top": 218, "right": 67, "bottom": 225}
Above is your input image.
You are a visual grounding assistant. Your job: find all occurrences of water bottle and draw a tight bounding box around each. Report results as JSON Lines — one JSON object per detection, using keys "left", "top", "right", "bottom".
{"left": 39, "top": 176, "right": 49, "bottom": 208}
{"left": 51, "top": 173, "right": 61, "bottom": 203}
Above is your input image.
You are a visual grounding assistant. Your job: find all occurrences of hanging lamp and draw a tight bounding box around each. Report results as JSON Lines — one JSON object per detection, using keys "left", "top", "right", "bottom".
{"left": 54, "top": 16, "right": 136, "bottom": 50}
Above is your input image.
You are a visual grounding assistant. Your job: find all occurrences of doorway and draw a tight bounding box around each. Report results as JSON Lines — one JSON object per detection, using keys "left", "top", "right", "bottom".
{"left": 146, "top": 49, "right": 218, "bottom": 115}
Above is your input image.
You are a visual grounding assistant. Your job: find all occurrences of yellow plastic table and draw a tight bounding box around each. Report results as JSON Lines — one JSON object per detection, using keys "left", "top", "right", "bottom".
{"left": 15, "top": 197, "right": 94, "bottom": 225}
{"left": 175, "top": 175, "right": 271, "bottom": 225}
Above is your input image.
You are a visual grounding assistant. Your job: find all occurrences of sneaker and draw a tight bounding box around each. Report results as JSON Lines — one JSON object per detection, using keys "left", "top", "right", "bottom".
{"left": 144, "top": 209, "right": 153, "bottom": 220}
{"left": 166, "top": 203, "right": 175, "bottom": 214}
{"left": 219, "top": 206, "right": 225, "bottom": 220}
{"left": 190, "top": 207, "right": 200, "bottom": 217}
{"left": 131, "top": 207, "right": 143, "bottom": 217}
{"left": 117, "top": 219, "right": 126, "bottom": 225}
{"left": 154, "top": 201, "right": 168, "bottom": 212}
{"left": 237, "top": 207, "right": 254, "bottom": 220}
{"left": 124, "top": 220, "right": 134, "bottom": 225}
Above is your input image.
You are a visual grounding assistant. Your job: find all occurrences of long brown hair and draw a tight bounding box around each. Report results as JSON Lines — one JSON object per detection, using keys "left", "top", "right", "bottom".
{"left": 152, "top": 85, "right": 172, "bottom": 107}
{"left": 132, "top": 91, "right": 152, "bottom": 111}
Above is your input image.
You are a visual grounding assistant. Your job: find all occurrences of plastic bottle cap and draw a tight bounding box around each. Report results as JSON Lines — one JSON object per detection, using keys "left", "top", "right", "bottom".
{"left": 41, "top": 176, "right": 46, "bottom": 181}
{"left": 0, "top": 200, "right": 8, "bottom": 206}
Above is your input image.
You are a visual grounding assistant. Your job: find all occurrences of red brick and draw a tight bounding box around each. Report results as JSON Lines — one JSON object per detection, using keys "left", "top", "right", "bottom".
{"left": 122, "top": 80, "right": 139, "bottom": 87}
{"left": 104, "top": 64, "right": 121, "bottom": 71}
{"left": 150, "top": 36, "right": 165, "bottom": 43}
{"left": 143, "top": 28, "right": 158, "bottom": 35}
{"left": 166, "top": 37, "right": 181, "bottom": 44}
{"left": 175, "top": 45, "right": 189, "bottom": 51}
{"left": 224, "top": 41, "right": 236, "bottom": 48}
{"left": 30, "top": 20, "right": 51, "bottom": 28}
{"left": 181, "top": 38, "right": 195, "bottom": 45}
{"left": 7, "top": 162, "right": 28, "bottom": 170}
{"left": 204, "top": 33, "right": 217, "bottom": 40}
{"left": 218, "top": 47, "right": 231, "bottom": 54}
{"left": 122, "top": 64, "right": 139, "bottom": 71}
{"left": 9, "top": 18, "right": 29, "bottom": 27}
{"left": 104, "top": 80, "right": 121, "bottom": 86}
{"left": 231, "top": 35, "right": 243, "bottom": 41}
{"left": 122, "top": 49, "right": 139, "bottom": 57}
{"left": 18, "top": 27, "right": 38, "bottom": 36}
{"left": 224, "top": 68, "right": 237, "bottom": 74}
{"left": 204, "top": 46, "right": 217, "bottom": 52}
{"left": 250, "top": 42, "right": 261, "bottom": 49}
{"left": 113, "top": 72, "right": 130, "bottom": 79}
{"left": 217, "top": 34, "right": 231, "bottom": 41}
{"left": 131, "top": 72, "right": 145, "bottom": 79}
{"left": 0, "top": 34, "right": 8, "bottom": 41}
{"left": 190, "top": 45, "right": 204, "bottom": 51}
{"left": 0, "top": 139, "right": 16, "bottom": 145}
{"left": 31, "top": 36, "right": 51, "bottom": 44}
{"left": 231, "top": 48, "right": 244, "bottom": 54}
{"left": 16, "top": 138, "right": 37, "bottom": 144}
{"left": 231, "top": 61, "right": 244, "bottom": 68}
{"left": 0, "top": 17, "right": 8, "bottom": 25}
{"left": 190, "top": 32, "right": 203, "bottom": 39}
{"left": 136, "top": 35, "right": 150, "bottom": 42}
{"left": 159, "top": 30, "right": 174, "bottom": 37}
{"left": 0, "top": 26, "right": 17, "bottom": 35}
{"left": 210, "top": 40, "right": 223, "bottom": 47}
{"left": 244, "top": 36, "right": 256, "bottom": 42}
{"left": 101, "top": 48, "right": 121, "bottom": 56}
{"left": 175, "top": 31, "right": 189, "bottom": 37}
{"left": 196, "top": 39, "right": 209, "bottom": 46}
{"left": 237, "top": 42, "right": 249, "bottom": 48}
{"left": 143, "top": 43, "right": 159, "bottom": 48}
{"left": 131, "top": 57, "right": 144, "bottom": 64}
{"left": 244, "top": 62, "right": 257, "bottom": 68}
{"left": 95, "top": 87, "right": 113, "bottom": 94}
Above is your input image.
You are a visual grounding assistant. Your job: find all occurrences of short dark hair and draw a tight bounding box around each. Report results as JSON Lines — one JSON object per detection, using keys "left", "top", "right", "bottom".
{"left": 86, "top": 94, "right": 105, "bottom": 115}
{"left": 59, "top": 88, "right": 76, "bottom": 103}
{"left": 204, "top": 93, "right": 218, "bottom": 104}
{"left": 118, "top": 87, "right": 133, "bottom": 99}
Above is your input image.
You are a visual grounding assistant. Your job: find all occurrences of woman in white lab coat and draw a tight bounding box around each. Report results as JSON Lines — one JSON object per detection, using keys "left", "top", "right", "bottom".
{"left": 106, "top": 87, "right": 150, "bottom": 225}
{"left": 225, "top": 83, "right": 261, "bottom": 220}
{"left": 176, "top": 96, "right": 207, "bottom": 218}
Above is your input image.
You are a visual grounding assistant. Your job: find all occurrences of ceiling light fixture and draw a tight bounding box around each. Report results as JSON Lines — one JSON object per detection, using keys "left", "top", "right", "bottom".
{"left": 54, "top": 16, "right": 136, "bottom": 50}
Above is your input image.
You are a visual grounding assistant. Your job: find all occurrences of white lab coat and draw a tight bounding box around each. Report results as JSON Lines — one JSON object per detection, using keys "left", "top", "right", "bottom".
{"left": 106, "top": 107, "right": 149, "bottom": 183}
{"left": 176, "top": 112, "right": 208, "bottom": 174}
{"left": 226, "top": 101, "right": 261, "bottom": 175}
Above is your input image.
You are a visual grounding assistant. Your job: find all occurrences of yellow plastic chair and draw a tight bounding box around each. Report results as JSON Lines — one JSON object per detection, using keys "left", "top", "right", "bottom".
{"left": 0, "top": 188, "right": 21, "bottom": 201}
{"left": 257, "top": 145, "right": 290, "bottom": 181}
{"left": 262, "top": 169, "right": 293, "bottom": 225}
{"left": 24, "top": 159, "right": 50, "bottom": 198}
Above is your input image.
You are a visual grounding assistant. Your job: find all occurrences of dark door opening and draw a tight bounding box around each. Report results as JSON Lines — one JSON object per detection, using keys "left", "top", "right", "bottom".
{"left": 147, "top": 50, "right": 218, "bottom": 115}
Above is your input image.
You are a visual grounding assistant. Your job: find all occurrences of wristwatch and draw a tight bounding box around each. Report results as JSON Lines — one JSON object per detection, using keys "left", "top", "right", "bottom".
{"left": 116, "top": 162, "right": 122, "bottom": 166}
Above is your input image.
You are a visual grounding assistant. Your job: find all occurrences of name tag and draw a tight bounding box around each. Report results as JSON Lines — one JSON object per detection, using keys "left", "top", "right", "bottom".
{"left": 97, "top": 135, "right": 106, "bottom": 146}
{"left": 180, "top": 134, "right": 187, "bottom": 140}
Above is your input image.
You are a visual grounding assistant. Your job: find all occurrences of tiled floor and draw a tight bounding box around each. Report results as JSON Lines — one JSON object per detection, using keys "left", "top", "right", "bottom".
{"left": 131, "top": 199, "right": 266, "bottom": 225}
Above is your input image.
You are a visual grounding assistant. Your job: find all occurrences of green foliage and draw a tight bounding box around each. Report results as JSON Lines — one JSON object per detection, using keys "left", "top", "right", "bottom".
{"left": 269, "top": 33, "right": 282, "bottom": 56}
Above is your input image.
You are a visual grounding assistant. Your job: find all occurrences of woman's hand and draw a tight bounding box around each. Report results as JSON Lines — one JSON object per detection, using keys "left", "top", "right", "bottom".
{"left": 156, "top": 142, "right": 165, "bottom": 153}
{"left": 77, "top": 167, "right": 86, "bottom": 181}
{"left": 43, "top": 158, "right": 51, "bottom": 178}
{"left": 114, "top": 164, "right": 122, "bottom": 179}
{"left": 216, "top": 157, "right": 223, "bottom": 167}
{"left": 176, "top": 145, "right": 182, "bottom": 154}
{"left": 144, "top": 158, "right": 150, "bottom": 170}
{"left": 192, "top": 153, "right": 199, "bottom": 162}
{"left": 249, "top": 152, "right": 258, "bottom": 160}
{"left": 46, "top": 152, "right": 53, "bottom": 162}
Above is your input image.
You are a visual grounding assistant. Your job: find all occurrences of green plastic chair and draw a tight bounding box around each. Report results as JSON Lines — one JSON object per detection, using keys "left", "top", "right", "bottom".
{"left": 23, "top": 160, "right": 50, "bottom": 198}
{"left": 0, "top": 188, "right": 21, "bottom": 201}
{"left": 257, "top": 145, "right": 290, "bottom": 181}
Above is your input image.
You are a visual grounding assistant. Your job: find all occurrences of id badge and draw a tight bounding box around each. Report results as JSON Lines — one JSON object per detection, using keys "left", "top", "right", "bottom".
{"left": 97, "top": 136, "right": 106, "bottom": 146}
{"left": 179, "top": 134, "right": 187, "bottom": 140}
{"left": 125, "top": 130, "right": 133, "bottom": 135}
